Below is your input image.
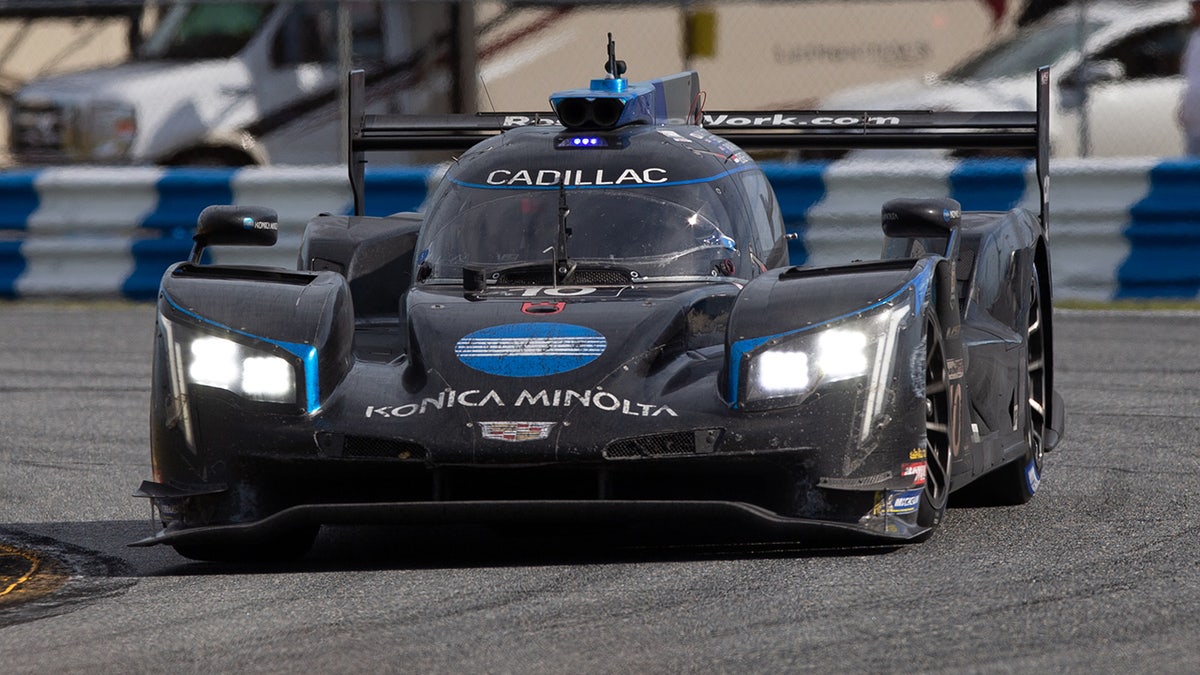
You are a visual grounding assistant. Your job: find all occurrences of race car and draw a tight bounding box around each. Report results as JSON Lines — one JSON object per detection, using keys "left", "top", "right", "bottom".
{"left": 133, "top": 39, "right": 1064, "bottom": 561}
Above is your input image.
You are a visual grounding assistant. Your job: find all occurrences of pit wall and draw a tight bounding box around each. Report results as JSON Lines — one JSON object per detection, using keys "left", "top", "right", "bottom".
{"left": 1, "top": 159, "right": 1196, "bottom": 301}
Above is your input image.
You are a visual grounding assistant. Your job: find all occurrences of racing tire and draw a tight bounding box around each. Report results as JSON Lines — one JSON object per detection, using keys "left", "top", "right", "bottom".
{"left": 171, "top": 525, "right": 319, "bottom": 563}
{"left": 917, "top": 309, "right": 952, "bottom": 530}
{"left": 964, "top": 266, "right": 1047, "bottom": 505}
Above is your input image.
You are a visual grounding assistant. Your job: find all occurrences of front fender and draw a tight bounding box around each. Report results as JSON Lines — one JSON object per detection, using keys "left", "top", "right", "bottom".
{"left": 723, "top": 257, "right": 964, "bottom": 468}
{"left": 149, "top": 263, "right": 355, "bottom": 522}
{"left": 157, "top": 263, "right": 355, "bottom": 408}
{"left": 729, "top": 253, "right": 964, "bottom": 437}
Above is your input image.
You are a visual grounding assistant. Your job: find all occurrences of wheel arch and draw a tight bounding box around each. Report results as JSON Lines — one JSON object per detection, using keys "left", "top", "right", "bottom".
{"left": 927, "top": 255, "right": 969, "bottom": 488}
{"left": 1034, "top": 235, "right": 1063, "bottom": 450}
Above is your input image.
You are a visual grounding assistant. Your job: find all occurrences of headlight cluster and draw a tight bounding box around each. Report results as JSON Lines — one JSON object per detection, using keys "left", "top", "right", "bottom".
{"left": 735, "top": 298, "right": 913, "bottom": 410}
{"left": 162, "top": 315, "right": 315, "bottom": 412}
{"left": 747, "top": 328, "right": 869, "bottom": 398}
{"left": 187, "top": 336, "right": 296, "bottom": 404}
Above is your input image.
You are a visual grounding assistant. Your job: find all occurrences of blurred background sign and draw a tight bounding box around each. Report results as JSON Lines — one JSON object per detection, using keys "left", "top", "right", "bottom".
{"left": 684, "top": 3, "right": 717, "bottom": 60}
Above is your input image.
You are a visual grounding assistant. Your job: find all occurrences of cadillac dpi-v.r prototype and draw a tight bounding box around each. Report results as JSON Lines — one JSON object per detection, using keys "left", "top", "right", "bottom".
{"left": 134, "top": 43, "right": 1064, "bottom": 561}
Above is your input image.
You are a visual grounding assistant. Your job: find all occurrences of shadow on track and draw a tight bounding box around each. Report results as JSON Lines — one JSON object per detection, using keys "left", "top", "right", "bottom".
{"left": 3, "top": 517, "right": 902, "bottom": 584}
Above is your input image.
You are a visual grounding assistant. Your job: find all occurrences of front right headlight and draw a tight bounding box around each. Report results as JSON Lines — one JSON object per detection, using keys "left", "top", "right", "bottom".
{"left": 745, "top": 328, "right": 871, "bottom": 400}
{"left": 733, "top": 296, "right": 912, "bottom": 411}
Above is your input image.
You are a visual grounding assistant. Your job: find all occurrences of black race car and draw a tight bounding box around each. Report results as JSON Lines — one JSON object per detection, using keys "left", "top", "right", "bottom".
{"left": 133, "top": 43, "right": 1064, "bottom": 561}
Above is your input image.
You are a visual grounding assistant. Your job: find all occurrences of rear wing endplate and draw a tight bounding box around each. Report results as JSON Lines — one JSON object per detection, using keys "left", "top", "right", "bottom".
{"left": 347, "top": 67, "right": 1050, "bottom": 231}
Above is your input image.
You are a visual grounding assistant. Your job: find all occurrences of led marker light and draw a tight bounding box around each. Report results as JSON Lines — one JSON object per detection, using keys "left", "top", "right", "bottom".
{"left": 756, "top": 350, "right": 810, "bottom": 394}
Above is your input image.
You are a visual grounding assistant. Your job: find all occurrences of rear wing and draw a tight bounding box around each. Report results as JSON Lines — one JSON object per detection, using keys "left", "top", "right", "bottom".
{"left": 347, "top": 67, "right": 1050, "bottom": 231}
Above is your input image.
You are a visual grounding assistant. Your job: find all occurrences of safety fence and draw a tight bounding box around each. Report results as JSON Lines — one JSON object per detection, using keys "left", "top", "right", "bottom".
{"left": 1, "top": 159, "right": 1198, "bottom": 301}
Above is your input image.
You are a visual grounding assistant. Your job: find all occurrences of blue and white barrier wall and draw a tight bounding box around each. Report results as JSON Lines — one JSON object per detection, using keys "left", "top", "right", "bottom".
{"left": 1, "top": 159, "right": 1197, "bottom": 300}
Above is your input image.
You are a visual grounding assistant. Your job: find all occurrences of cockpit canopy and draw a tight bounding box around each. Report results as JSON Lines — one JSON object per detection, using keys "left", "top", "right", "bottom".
{"left": 415, "top": 124, "right": 789, "bottom": 286}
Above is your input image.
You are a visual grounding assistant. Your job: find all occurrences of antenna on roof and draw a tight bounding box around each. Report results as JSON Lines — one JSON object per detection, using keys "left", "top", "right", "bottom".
{"left": 604, "top": 33, "right": 626, "bottom": 79}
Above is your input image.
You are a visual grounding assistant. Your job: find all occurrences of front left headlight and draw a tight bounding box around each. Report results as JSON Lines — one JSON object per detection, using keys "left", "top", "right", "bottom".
{"left": 160, "top": 314, "right": 317, "bottom": 413}
{"left": 734, "top": 297, "right": 912, "bottom": 410}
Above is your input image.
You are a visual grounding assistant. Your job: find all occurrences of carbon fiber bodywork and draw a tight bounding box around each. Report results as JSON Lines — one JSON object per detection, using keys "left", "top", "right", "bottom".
{"left": 133, "top": 63, "right": 1063, "bottom": 559}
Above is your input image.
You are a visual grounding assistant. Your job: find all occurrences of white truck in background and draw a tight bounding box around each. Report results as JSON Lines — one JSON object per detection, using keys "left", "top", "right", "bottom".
{"left": 8, "top": 1, "right": 463, "bottom": 166}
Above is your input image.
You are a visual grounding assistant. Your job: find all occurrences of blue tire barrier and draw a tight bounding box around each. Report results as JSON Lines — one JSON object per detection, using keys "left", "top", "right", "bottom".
{"left": 0, "top": 159, "right": 1196, "bottom": 301}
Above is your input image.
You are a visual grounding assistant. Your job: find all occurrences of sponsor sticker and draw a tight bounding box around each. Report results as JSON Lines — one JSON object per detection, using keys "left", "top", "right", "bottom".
{"left": 1025, "top": 459, "right": 1041, "bottom": 494}
{"left": 886, "top": 488, "right": 922, "bottom": 515}
{"left": 241, "top": 217, "right": 277, "bottom": 231}
{"left": 455, "top": 323, "right": 606, "bottom": 377}
{"left": 500, "top": 115, "right": 559, "bottom": 127}
{"left": 484, "top": 168, "right": 668, "bottom": 187}
{"left": 947, "top": 357, "right": 965, "bottom": 380}
{"left": 703, "top": 113, "right": 901, "bottom": 127}
{"left": 478, "top": 421, "right": 556, "bottom": 442}
{"left": 901, "top": 461, "right": 927, "bottom": 486}
{"left": 364, "top": 388, "right": 677, "bottom": 420}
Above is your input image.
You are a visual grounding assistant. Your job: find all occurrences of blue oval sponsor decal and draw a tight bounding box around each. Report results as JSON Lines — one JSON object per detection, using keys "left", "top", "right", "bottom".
{"left": 455, "top": 323, "right": 606, "bottom": 377}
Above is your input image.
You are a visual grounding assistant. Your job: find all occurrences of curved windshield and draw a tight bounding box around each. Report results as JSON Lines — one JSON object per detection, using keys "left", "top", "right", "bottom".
{"left": 416, "top": 178, "right": 750, "bottom": 285}
{"left": 943, "top": 19, "right": 1104, "bottom": 80}
{"left": 141, "top": 2, "right": 273, "bottom": 60}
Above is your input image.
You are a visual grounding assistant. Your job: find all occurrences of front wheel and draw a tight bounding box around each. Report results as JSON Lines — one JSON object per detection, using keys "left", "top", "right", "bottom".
{"left": 918, "top": 309, "right": 952, "bottom": 529}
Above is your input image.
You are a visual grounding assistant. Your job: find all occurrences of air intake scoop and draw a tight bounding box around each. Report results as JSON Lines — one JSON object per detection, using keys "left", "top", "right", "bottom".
{"left": 549, "top": 33, "right": 700, "bottom": 130}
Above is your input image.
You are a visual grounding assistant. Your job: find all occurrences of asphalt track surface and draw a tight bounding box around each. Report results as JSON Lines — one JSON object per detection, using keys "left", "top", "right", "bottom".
{"left": 1, "top": 302, "right": 1198, "bottom": 673}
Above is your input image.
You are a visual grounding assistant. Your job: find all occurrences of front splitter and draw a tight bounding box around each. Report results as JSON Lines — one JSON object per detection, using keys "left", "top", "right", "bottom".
{"left": 130, "top": 499, "right": 928, "bottom": 549}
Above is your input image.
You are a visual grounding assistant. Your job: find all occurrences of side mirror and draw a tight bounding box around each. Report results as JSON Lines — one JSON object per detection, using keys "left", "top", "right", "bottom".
{"left": 190, "top": 205, "right": 279, "bottom": 263}
{"left": 881, "top": 197, "right": 961, "bottom": 238}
